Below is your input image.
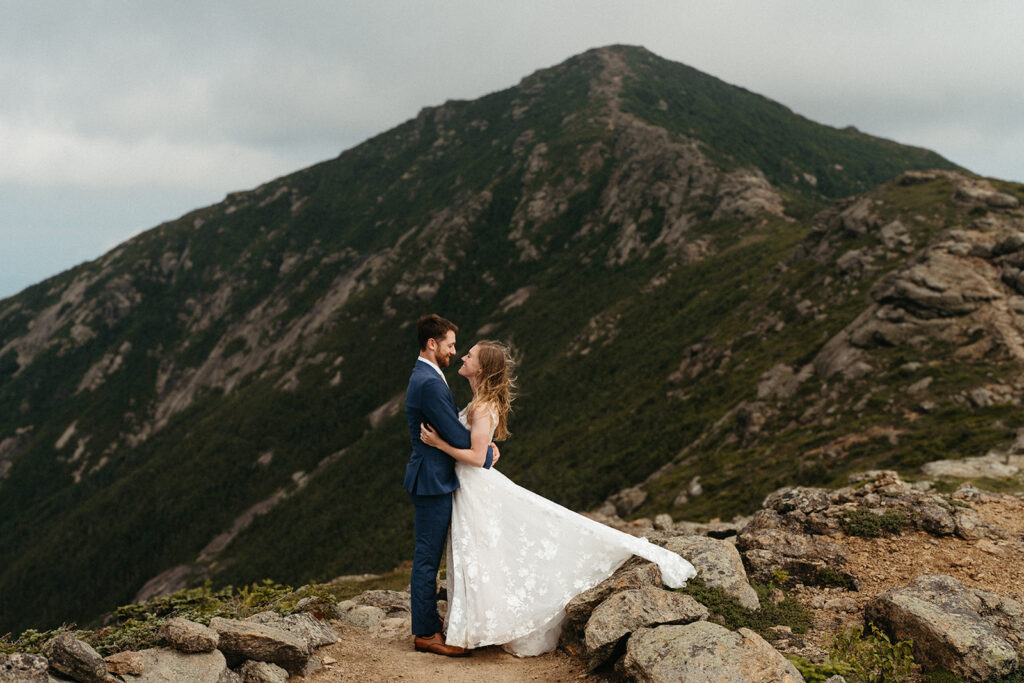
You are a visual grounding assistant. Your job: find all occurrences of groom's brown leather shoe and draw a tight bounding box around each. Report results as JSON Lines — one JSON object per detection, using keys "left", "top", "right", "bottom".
{"left": 414, "top": 632, "right": 470, "bottom": 657}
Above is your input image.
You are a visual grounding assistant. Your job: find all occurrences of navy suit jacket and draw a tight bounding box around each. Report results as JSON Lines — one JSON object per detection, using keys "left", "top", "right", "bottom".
{"left": 403, "top": 361, "right": 492, "bottom": 495}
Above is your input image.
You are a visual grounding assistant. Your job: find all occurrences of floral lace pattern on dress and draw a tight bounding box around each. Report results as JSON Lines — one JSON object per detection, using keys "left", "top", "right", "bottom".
{"left": 445, "top": 406, "right": 696, "bottom": 656}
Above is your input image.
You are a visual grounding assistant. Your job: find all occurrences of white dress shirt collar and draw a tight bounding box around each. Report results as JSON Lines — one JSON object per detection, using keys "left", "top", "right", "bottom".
{"left": 417, "top": 356, "right": 448, "bottom": 386}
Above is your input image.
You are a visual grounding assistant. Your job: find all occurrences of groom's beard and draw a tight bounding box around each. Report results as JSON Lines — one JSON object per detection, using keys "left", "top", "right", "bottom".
{"left": 434, "top": 349, "right": 450, "bottom": 368}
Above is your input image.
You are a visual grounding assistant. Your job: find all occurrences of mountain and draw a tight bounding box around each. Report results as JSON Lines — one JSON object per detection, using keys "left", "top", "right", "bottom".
{"left": 4, "top": 44, "right": 1011, "bottom": 636}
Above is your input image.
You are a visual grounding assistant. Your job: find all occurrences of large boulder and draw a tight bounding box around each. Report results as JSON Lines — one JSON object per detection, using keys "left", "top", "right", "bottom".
{"left": 209, "top": 617, "right": 310, "bottom": 674}
{"left": 159, "top": 617, "right": 219, "bottom": 653}
{"left": 563, "top": 557, "right": 662, "bottom": 640}
{"left": 583, "top": 588, "right": 707, "bottom": 669}
{"left": 866, "top": 575, "right": 1022, "bottom": 680}
{"left": 245, "top": 611, "right": 337, "bottom": 649}
{"left": 659, "top": 535, "right": 759, "bottom": 610}
{"left": 118, "top": 647, "right": 231, "bottom": 683}
{"left": 41, "top": 634, "right": 108, "bottom": 683}
{"left": 619, "top": 622, "right": 804, "bottom": 682}
{"left": 0, "top": 653, "right": 49, "bottom": 682}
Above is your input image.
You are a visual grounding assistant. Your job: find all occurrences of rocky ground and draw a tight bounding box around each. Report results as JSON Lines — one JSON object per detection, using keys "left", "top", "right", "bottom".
{"left": 4, "top": 467, "right": 1023, "bottom": 682}
{"left": 305, "top": 622, "right": 610, "bottom": 683}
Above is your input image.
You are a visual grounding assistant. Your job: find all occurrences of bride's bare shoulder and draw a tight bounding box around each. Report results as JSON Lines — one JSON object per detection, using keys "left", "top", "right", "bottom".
{"left": 470, "top": 401, "right": 498, "bottom": 425}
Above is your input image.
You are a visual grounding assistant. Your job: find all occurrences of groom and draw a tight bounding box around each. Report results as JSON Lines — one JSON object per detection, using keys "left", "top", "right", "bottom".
{"left": 404, "top": 314, "right": 494, "bottom": 657}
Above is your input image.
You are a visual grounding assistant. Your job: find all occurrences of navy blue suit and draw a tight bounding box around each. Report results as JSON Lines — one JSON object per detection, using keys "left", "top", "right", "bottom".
{"left": 404, "top": 359, "right": 491, "bottom": 636}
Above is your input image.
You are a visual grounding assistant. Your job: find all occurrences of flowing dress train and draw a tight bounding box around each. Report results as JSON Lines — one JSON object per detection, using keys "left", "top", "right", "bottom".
{"left": 444, "top": 407, "right": 696, "bottom": 656}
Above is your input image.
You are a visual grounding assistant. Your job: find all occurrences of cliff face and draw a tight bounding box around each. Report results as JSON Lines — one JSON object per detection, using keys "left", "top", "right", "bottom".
{"left": 2, "top": 44, "right": 1007, "bottom": 635}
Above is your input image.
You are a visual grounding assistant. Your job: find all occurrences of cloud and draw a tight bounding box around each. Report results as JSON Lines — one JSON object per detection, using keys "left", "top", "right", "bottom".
{"left": 0, "top": 116, "right": 294, "bottom": 189}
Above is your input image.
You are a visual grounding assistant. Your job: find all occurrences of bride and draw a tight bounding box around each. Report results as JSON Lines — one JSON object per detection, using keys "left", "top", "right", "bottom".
{"left": 420, "top": 339, "right": 696, "bottom": 656}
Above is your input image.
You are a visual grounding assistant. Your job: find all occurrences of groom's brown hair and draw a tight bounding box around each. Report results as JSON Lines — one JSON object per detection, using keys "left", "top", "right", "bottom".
{"left": 417, "top": 314, "right": 458, "bottom": 350}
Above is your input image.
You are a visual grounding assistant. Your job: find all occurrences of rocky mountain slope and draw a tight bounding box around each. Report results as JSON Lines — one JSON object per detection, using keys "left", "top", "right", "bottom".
{"left": 3, "top": 43, "right": 1011, "bottom": 637}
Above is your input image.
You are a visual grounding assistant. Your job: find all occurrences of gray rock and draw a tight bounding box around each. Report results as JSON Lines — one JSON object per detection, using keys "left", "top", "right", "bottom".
{"left": 42, "top": 634, "right": 107, "bottom": 683}
{"left": 952, "top": 506, "right": 988, "bottom": 540}
{"left": 918, "top": 504, "right": 956, "bottom": 536}
{"left": 619, "top": 622, "right": 804, "bottom": 682}
{"left": 297, "top": 654, "right": 323, "bottom": 678}
{"left": 987, "top": 192, "right": 1020, "bottom": 209}
{"left": 159, "top": 617, "right": 219, "bottom": 653}
{"left": 609, "top": 486, "right": 648, "bottom": 517}
{"left": 866, "top": 574, "right": 1020, "bottom": 680}
{"left": 660, "top": 536, "right": 759, "bottom": 610}
{"left": 652, "top": 513, "right": 673, "bottom": 531}
{"left": 763, "top": 486, "right": 831, "bottom": 514}
{"left": 563, "top": 557, "right": 662, "bottom": 639}
{"left": 922, "top": 453, "right": 1021, "bottom": 480}
{"left": 341, "top": 605, "right": 385, "bottom": 629}
{"left": 120, "top": 647, "right": 229, "bottom": 683}
{"left": 245, "top": 611, "right": 337, "bottom": 649}
{"left": 584, "top": 588, "right": 707, "bottom": 669}
{"left": 209, "top": 617, "right": 310, "bottom": 674}
{"left": 0, "top": 653, "right": 49, "bottom": 682}
{"left": 238, "top": 659, "right": 288, "bottom": 683}
{"left": 351, "top": 589, "right": 411, "bottom": 617}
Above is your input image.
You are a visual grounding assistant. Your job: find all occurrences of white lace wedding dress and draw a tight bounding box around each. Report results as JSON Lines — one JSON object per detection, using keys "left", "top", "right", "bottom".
{"left": 444, "top": 407, "right": 697, "bottom": 656}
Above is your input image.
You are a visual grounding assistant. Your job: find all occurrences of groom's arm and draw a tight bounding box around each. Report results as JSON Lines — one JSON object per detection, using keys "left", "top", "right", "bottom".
{"left": 420, "top": 380, "right": 493, "bottom": 468}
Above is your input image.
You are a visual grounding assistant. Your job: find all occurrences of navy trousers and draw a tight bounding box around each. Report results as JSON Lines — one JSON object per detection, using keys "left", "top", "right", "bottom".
{"left": 409, "top": 491, "right": 452, "bottom": 636}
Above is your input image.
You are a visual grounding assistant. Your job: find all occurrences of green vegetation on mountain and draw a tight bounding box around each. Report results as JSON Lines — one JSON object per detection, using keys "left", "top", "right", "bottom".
{"left": 3, "top": 45, "right": 1017, "bottom": 638}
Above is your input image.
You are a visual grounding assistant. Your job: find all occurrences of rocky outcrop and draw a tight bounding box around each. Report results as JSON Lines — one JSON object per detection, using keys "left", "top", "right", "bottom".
{"left": 867, "top": 574, "right": 1023, "bottom": 681}
{"left": 583, "top": 587, "right": 707, "bottom": 669}
{"left": 208, "top": 617, "right": 310, "bottom": 674}
{"left": 711, "top": 168, "right": 785, "bottom": 222}
{"left": 658, "top": 536, "right": 759, "bottom": 610}
{"left": 563, "top": 557, "right": 662, "bottom": 640}
{"left": 119, "top": 647, "right": 231, "bottom": 683}
{"left": 619, "top": 622, "right": 804, "bottom": 682}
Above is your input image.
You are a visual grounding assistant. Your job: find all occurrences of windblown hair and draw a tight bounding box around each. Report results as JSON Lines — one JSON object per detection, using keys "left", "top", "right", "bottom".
{"left": 467, "top": 340, "right": 517, "bottom": 441}
{"left": 417, "top": 314, "right": 458, "bottom": 350}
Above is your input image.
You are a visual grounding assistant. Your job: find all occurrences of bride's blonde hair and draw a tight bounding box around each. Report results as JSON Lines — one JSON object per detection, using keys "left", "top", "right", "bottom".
{"left": 467, "top": 340, "right": 517, "bottom": 441}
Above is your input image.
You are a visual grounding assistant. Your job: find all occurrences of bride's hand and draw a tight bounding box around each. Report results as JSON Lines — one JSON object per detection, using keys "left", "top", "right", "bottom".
{"left": 490, "top": 441, "right": 500, "bottom": 465}
{"left": 420, "top": 422, "right": 441, "bottom": 447}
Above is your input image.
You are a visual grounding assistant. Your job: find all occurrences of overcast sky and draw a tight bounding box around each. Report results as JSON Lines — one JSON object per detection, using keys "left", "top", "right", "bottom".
{"left": 2, "top": 1, "right": 1022, "bottom": 300}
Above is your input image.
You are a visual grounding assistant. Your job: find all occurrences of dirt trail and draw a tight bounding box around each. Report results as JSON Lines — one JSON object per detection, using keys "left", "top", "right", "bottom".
{"left": 303, "top": 622, "right": 613, "bottom": 683}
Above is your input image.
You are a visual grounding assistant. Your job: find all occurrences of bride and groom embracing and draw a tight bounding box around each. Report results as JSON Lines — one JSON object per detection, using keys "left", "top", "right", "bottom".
{"left": 403, "top": 314, "right": 696, "bottom": 658}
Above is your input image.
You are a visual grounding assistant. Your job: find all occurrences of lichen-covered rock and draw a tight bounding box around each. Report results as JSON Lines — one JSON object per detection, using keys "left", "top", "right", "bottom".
{"left": 350, "top": 589, "right": 411, "bottom": 617}
{"left": 619, "top": 622, "right": 804, "bottom": 682}
{"left": 583, "top": 587, "right": 707, "bottom": 669}
{"left": 238, "top": 659, "right": 288, "bottom": 683}
{"left": 763, "top": 487, "right": 831, "bottom": 515}
{"left": 159, "top": 617, "right": 219, "bottom": 653}
{"left": 659, "top": 535, "right": 759, "bottom": 610}
{"left": 209, "top": 617, "right": 310, "bottom": 674}
{"left": 340, "top": 605, "right": 385, "bottom": 629}
{"left": 918, "top": 504, "right": 956, "bottom": 536}
{"left": 119, "top": 647, "right": 229, "bottom": 683}
{"left": 0, "top": 653, "right": 49, "bottom": 682}
{"left": 866, "top": 574, "right": 1020, "bottom": 680}
{"left": 245, "top": 611, "right": 337, "bottom": 649}
{"left": 42, "top": 634, "right": 108, "bottom": 683}
{"left": 563, "top": 557, "right": 662, "bottom": 639}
